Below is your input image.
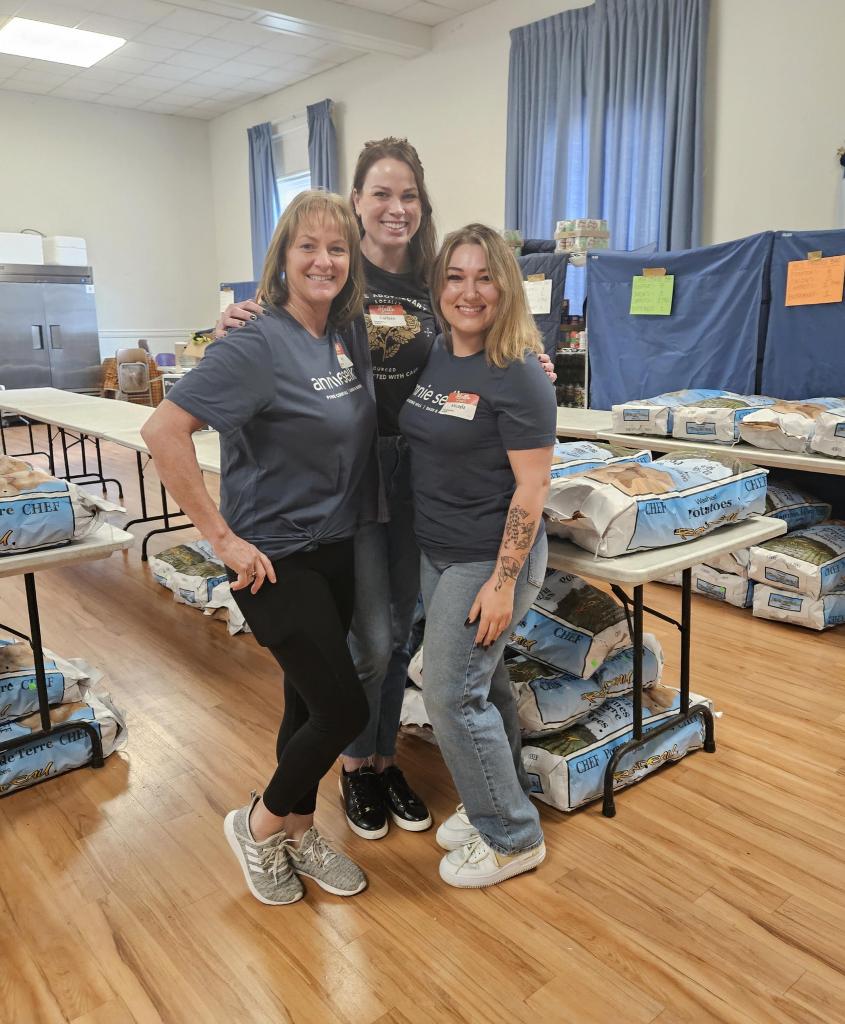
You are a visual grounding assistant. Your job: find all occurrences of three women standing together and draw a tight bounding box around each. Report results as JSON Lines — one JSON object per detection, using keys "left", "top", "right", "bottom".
{"left": 142, "top": 138, "right": 556, "bottom": 904}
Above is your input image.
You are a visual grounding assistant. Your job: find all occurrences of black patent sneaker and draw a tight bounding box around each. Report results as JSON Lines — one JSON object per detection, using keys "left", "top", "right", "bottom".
{"left": 339, "top": 766, "right": 388, "bottom": 840}
{"left": 380, "top": 766, "right": 432, "bottom": 832}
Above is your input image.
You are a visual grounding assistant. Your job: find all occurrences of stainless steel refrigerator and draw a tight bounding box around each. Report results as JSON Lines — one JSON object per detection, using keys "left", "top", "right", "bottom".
{"left": 0, "top": 263, "right": 102, "bottom": 393}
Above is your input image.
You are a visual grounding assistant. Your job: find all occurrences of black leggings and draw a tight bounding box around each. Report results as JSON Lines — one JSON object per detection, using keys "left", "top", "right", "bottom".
{"left": 230, "top": 539, "right": 368, "bottom": 816}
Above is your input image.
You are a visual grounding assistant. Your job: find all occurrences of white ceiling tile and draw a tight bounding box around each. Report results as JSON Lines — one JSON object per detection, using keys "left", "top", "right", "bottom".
{"left": 255, "top": 31, "right": 324, "bottom": 56}
{"left": 428, "top": 0, "right": 490, "bottom": 11}
{"left": 177, "top": 0, "right": 251, "bottom": 20}
{"left": 340, "top": 0, "right": 410, "bottom": 12}
{"left": 50, "top": 83, "right": 107, "bottom": 101}
{"left": 0, "top": 0, "right": 23, "bottom": 14}
{"left": 0, "top": 55, "right": 31, "bottom": 73}
{"left": 154, "top": 9, "right": 230, "bottom": 36}
{"left": 210, "top": 21, "right": 274, "bottom": 47}
{"left": 158, "top": 80, "right": 219, "bottom": 98}
{"left": 74, "top": 67, "right": 133, "bottom": 87}
{"left": 190, "top": 36, "right": 251, "bottom": 59}
{"left": 97, "top": 54, "right": 156, "bottom": 75}
{"left": 395, "top": 2, "right": 454, "bottom": 25}
{"left": 214, "top": 57, "right": 268, "bottom": 79}
{"left": 188, "top": 68, "right": 252, "bottom": 89}
{"left": 108, "top": 80, "right": 169, "bottom": 98}
{"left": 94, "top": 94, "right": 148, "bottom": 108}
{"left": 75, "top": 14, "right": 149, "bottom": 41}
{"left": 309, "top": 42, "right": 366, "bottom": 63}
{"left": 254, "top": 66, "right": 304, "bottom": 85}
{"left": 119, "top": 42, "right": 178, "bottom": 63}
{"left": 3, "top": 79, "right": 55, "bottom": 93}
{"left": 231, "top": 47, "right": 284, "bottom": 69}
{"left": 15, "top": 1, "right": 91, "bottom": 28}
{"left": 8, "top": 65, "right": 76, "bottom": 85}
{"left": 166, "top": 50, "right": 218, "bottom": 71}
{"left": 134, "top": 26, "right": 203, "bottom": 50}
{"left": 115, "top": 73, "right": 172, "bottom": 93}
{"left": 140, "top": 99, "right": 191, "bottom": 113}
{"left": 142, "top": 62, "right": 196, "bottom": 81}
{"left": 82, "top": 0, "right": 175, "bottom": 22}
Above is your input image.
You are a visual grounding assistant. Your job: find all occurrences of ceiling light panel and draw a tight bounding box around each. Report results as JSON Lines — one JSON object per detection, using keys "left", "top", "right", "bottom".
{"left": 0, "top": 18, "right": 126, "bottom": 68}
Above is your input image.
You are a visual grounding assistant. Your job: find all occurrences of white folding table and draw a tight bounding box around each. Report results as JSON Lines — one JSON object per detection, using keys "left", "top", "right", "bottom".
{"left": 556, "top": 407, "right": 613, "bottom": 439}
{"left": 546, "top": 514, "right": 787, "bottom": 816}
{"left": 0, "top": 525, "right": 134, "bottom": 791}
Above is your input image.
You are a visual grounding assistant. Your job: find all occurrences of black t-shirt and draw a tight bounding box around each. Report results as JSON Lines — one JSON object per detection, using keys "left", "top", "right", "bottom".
{"left": 398, "top": 337, "right": 557, "bottom": 562}
{"left": 363, "top": 256, "right": 437, "bottom": 436}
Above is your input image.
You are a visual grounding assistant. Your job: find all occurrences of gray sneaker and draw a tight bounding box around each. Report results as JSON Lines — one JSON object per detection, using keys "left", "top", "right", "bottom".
{"left": 286, "top": 826, "right": 367, "bottom": 896}
{"left": 223, "top": 793, "right": 305, "bottom": 906}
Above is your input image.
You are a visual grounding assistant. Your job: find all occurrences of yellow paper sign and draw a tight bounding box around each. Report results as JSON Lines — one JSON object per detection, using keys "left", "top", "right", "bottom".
{"left": 630, "top": 275, "right": 675, "bottom": 315}
{"left": 785, "top": 256, "right": 845, "bottom": 306}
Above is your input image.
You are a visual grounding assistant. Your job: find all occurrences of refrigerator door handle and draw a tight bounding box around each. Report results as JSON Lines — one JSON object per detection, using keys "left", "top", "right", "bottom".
{"left": 31, "top": 325, "right": 44, "bottom": 350}
{"left": 49, "top": 324, "right": 63, "bottom": 349}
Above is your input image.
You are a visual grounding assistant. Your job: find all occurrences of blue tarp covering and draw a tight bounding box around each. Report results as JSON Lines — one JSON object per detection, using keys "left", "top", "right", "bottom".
{"left": 762, "top": 229, "right": 845, "bottom": 399}
{"left": 220, "top": 281, "right": 258, "bottom": 303}
{"left": 517, "top": 253, "right": 568, "bottom": 357}
{"left": 586, "top": 233, "right": 773, "bottom": 409}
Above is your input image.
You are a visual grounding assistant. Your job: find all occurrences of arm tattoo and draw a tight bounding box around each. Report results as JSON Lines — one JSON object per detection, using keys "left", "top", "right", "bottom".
{"left": 504, "top": 505, "right": 536, "bottom": 550}
{"left": 495, "top": 556, "right": 521, "bottom": 591}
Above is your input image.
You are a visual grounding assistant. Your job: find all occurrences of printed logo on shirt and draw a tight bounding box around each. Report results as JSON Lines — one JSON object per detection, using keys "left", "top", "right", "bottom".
{"left": 365, "top": 304, "right": 422, "bottom": 361}
{"left": 438, "top": 391, "right": 479, "bottom": 420}
{"left": 311, "top": 341, "right": 362, "bottom": 399}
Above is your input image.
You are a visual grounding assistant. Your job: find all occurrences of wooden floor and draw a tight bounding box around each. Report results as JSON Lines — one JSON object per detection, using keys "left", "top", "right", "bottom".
{"left": 1, "top": 425, "right": 844, "bottom": 1024}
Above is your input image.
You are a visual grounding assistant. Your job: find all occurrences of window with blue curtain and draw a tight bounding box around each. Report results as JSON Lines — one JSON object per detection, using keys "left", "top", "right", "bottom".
{"left": 506, "top": 0, "right": 709, "bottom": 313}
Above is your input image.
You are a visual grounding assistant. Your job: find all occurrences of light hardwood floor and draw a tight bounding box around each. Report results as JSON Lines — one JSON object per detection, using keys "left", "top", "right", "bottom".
{"left": 0, "top": 425, "right": 843, "bottom": 1024}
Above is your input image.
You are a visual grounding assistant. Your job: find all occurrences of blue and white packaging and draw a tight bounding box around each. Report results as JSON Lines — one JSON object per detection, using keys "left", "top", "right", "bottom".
{"left": 507, "top": 571, "right": 629, "bottom": 678}
{"left": 510, "top": 633, "right": 664, "bottom": 737}
{"left": 0, "top": 639, "right": 89, "bottom": 725}
{"left": 748, "top": 521, "right": 845, "bottom": 598}
{"left": 522, "top": 685, "right": 712, "bottom": 812}
{"left": 150, "top": 540, "right": 248, "bottom": 634}
{"left": 765, "top": 482, "right": 831, "bottom": 532}
{"left": 0, "top": 459, "right": 122, "bottom": 556}
{"left": 611, "top": 390, "right": 742, "bottom": 437}
{"left": 659, "top": 564, "right": 755, "bottom": 608}
{"left": 739, "top": 398, "right": 845, "bottom": 452}
{"left": 0, "top": 692, "right": 126, "bottom": 796}
{"left": 551, "top": 441, "right": 651, "bottom": 481}
{"left": 671, "top": 395, "right": 776, "bottom": 444}
{"left": 544, "top": 453, "right": 768, "bottom": 556}
{"left": 809, "top": 408, "right": 845, "bottom": 458}
{"left": 752, "top": 585, "right": 845, "bottom": 631}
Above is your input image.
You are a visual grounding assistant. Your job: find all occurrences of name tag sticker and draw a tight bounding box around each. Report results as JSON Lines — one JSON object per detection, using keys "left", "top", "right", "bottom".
{"left": 439, "top": 391, "right": 479, "bottom": 420}
{"left": 334, "top": 342, "right": 353, "bottom": 369}
{"left": 369, "top": 304, "right": 406, "bottom": 327}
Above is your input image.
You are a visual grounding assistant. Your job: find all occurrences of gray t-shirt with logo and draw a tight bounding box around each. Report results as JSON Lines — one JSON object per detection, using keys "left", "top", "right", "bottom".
{"left": 167, "top": 307, "right": 378, "bottom": 560}
{"left": 398, "top": 337, "right": 557, "bottom": 562}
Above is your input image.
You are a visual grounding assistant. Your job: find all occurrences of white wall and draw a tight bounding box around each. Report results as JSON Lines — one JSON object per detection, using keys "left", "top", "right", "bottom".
{"left": 0, "top": 92, "right": 218, "bottom": 355}
{"left": 209, "top": 0, "right": 845, "bottom": 281}
{"left": 703, "top": 0, "right": 845, "bottom": 242}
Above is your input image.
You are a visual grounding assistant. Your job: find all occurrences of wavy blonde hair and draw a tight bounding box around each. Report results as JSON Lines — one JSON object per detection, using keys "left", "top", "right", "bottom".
{"left": 350, "top": 137, "right": 436, "bottom": 287}
{"left": 431, "top": 224, "right": 541, "bottom": 368}
{"left": 258, "top": 190, "right": 364, "bottom": 329}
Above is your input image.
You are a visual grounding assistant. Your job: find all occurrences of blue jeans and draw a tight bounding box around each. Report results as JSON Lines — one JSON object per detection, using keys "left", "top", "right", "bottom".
{"left": 344, "top": 435, "right": 420, "bottom": 759}
{"left": 419, "top": 532, "right": 548, "bottom": 856}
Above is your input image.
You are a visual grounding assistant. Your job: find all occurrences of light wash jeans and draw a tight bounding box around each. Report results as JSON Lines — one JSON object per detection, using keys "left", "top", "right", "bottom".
{"left": 419, "top": 532, "right": 548, "bottom": 856}
{"left": 345, "top": 435, "right": 420, "bottom": 758}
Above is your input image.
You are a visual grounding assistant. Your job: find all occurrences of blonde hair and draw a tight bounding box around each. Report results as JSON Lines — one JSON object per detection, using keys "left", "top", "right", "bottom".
{"left": 350, "top": 137, "right": 436, "bottom": 287}
{"left": 258, "top": 190, "right": 364, "bottom": 329}
{"left": 431, "top": 224, "right": 542, "bottom": 368}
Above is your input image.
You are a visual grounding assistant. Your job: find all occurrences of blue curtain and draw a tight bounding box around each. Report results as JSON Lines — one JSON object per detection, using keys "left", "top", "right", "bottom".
{"left": 506, "top": 0, "right": 708, "bottom": 254}
{"left": 247, "top": 121, "right": 280, "bottom": 280}
{"left": 307, "top": 99, "right": 339, "bottom": 192}
{"left": 588, "top": 0, "right": 708, "bottom": 251}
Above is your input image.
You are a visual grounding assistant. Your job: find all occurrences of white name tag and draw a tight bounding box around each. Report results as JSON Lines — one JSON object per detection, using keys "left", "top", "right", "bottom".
{"left": 369, "top": 304, "right": 407, "bottom": 327}
{"left": 439, "top": 391, "right": 479, "bottom": 420}
{"left": 334, "top": 342, "right": 353, "bottom": 369}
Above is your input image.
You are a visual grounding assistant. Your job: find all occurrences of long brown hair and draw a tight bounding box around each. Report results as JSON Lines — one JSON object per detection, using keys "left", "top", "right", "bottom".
{"left": 431, "top": 224, "right": 541, "bottom": 369}
{"left": 350, "top": 137, "right": 436, "bottom": 286}
{"left": 258, "top": 190, "right": 364, "bottom": 329}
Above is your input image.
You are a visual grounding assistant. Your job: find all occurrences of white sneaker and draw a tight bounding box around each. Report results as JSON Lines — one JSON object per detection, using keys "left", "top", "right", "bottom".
{"left": 435, "top": 803, "right": 479, "bottom": 850}
{"left": 439, "top": 835, "right": 546, "bottom": 889}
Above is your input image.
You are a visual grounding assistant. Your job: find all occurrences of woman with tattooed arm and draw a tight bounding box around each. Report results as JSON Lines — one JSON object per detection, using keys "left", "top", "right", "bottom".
{"left": 397, "top": 225, "right": 556, "bottom": 889}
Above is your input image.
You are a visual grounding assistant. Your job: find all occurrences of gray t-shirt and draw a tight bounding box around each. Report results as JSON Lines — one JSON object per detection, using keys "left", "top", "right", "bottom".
{"left": 398, "top": 337, "right": 557, "bottom": 561}
{"left": 168, "top": 307, "right": 377, "bottom": 560}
